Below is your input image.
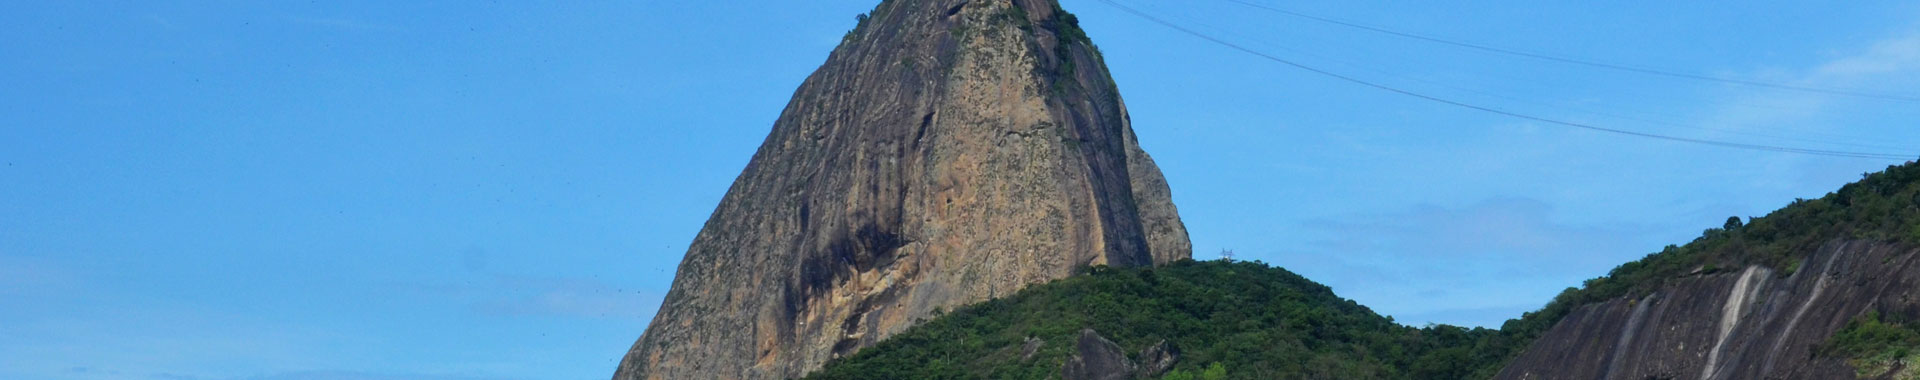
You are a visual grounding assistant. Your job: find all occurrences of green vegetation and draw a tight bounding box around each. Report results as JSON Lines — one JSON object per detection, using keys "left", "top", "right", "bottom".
{"left": 1494, "top": 161, "right": 1920, "bottom": 360}
{"left": 804, "top": 260, "right": 1518, "bottom": 379}
{"left": 805, "top": 162, "right": 1920, "bottom": 379}
{"left": 1620, "top": 163, "right": 1918, "bottom": 291}
{"left": 844, "top": 13, "right": 870, "bottom": 42}
{"left": 1048, "top": 3, "right": 1089, "bottom": 45}
{"left": 843, "top": 0, "right": 898, "bottom": 42}
{"left": 1161, "top": 362, "right": 1227, "bottom": 380}
{"left": 1037, "top": 3, "right": 1091, "bottom": 98}
{"left": 1820, "top": 311, "right": 1920, "bottom": 379}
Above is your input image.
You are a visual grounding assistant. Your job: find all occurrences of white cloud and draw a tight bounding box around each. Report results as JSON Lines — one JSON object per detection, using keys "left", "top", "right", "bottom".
{"left": 1807, "top": 32, "right": 1920, "bottom": 82}
{"left": 1699, "top": 27, "right": 1920, "bottom": 146}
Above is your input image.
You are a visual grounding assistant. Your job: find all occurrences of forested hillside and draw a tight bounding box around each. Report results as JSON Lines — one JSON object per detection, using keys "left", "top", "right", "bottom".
{"left": 807, "top": 161, "right": 1920, "bottom": 379}
{"left": 804, "top": 260, "right": 1521, "bottom": 379}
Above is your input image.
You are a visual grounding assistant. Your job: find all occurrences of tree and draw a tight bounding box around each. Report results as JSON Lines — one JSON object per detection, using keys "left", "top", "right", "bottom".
{"left": 1200, "top": 362, "right": 1228, "bottom": 380}
{"left": 1724, "top": 216, "right": 1744, "bottom": 230}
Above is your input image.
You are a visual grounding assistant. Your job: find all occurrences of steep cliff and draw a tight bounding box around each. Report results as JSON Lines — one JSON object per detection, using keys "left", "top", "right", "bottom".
{"left": 1498, "top": 240, "right": 1920, "bottom": 379}
{"left": 1496, "top": 162, "right": 1920, "bottom": 379}
{"left": 614, "top": 0, "right": 1191, "bottom": 379}
{"left": 793, "top": 162, "right": 1920, "bottom": 380}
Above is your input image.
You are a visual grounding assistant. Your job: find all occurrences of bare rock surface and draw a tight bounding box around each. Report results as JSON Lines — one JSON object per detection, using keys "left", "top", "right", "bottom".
{"left": 613, "top": 0, "right": 1190, "bottom": 379}
{"left": 1021, "top": 336, "right": 1047, "bottom": 361}
{"left": 1497, "top": 240, "right": 1920, "bottom": 380}
{"left": 1062, "top": 329, "right": 1136, "bottom": 380}
{"left": 1136, "top": 339, "right": 1180, "bottom": 378}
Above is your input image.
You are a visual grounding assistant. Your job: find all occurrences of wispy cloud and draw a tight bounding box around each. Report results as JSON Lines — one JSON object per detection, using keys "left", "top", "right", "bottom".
{"left": 1699, "top": 26, "right": 1920, "bottom": 144}
{"left": 0, "top": 307, "right": 378, "bottom": 380}
{"left": 236, "top": 370, "right": 522, "bottom": 380}
{"left": 1301, "top": 197, "right": 1651, "bottom": 265}
{"left": 286, "top": 17, "right": 395, "bottom": 33}
{"left": 407, "top": 274, "right": 659, "bottom": 320}
{"left": 1270, "top": 197, "right": 1660, "bottom": 327}
{"left": 1687, "top": 25, "right": 1920, "bottom": 209}
{"left": 133, "top": 369, "right": 519, "bottom": 380}
{"left": 0, "top": 255, "right": 72, "bottom": 296}
{"left": 1805, "top": 31, "right": 1920, "bottom": 83}
{"left": 144, "top": 14, "right": 179, "bottom": 30}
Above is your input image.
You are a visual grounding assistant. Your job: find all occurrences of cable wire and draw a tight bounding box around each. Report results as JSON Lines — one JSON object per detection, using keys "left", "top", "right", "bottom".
{"left": 1219, "top": 0, "right": 1920, "bottom": 103}
{"left": 1096, "top": 0, "right": 1917, "bottom": 160}
{"left": 1166, "top": 1, "right": 1920, "bottom": 150}
{"left": 1137, "top": 5, "right": 1918, "bottom": 152}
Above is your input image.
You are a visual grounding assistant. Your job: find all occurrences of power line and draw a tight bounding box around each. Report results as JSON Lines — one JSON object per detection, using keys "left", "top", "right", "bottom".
{"left": 1100, "top": 3, "right": 1920, "bottom": 152}
{"left": 1169, "top": 5, "right": 1920, "bottom": 151}
{"left": 1095, "top": 0, "right": 1916, "bottom": 160}
{"left": 1141, "top": 7, "right": 1918, "bottom": 152}
{"left": 1218, "top": 0, "right": 1920, "bottom": 103}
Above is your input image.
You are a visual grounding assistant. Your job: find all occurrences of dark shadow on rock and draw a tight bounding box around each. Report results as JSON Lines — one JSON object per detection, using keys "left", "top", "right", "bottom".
{"left": 1062, "top": 329, "right": 1136, "bottom": 380}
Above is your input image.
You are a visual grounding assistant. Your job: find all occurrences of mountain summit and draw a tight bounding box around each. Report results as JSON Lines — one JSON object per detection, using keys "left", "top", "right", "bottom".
{"left": 614, "top": 0, "right": 1190, "bottom": 378}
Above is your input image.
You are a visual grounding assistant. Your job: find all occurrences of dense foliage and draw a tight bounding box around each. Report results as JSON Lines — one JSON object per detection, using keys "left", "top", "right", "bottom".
{"left": 804, "top": 260, "right": 1514, "bottom": 379}
{"left": 1820, "top": 311, "right": 1920, "bottom": 378}
{"left": 1576, "top": 162, "right": 1920, "bottom": 299}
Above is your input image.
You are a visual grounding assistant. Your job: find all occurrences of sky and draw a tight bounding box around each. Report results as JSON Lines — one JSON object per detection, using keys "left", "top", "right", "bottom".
{"left": 2, "top": 1, "right": 1918, "bottom": 379}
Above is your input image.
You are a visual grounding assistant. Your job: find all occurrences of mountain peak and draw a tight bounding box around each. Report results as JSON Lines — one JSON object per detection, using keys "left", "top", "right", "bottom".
{"left": 614, "top": 1, "right": 1190, "bottom": 378}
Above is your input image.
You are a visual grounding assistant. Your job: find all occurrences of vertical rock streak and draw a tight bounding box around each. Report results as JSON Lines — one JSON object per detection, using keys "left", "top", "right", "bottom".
{"left": 1601, "top": 292, "right": 1658, "bottom": 380}
{"left": 1759, "top": 245, "right": 1844, "bottom": 374}
{"left": 1701, "top": 266, "right": 1768, "bottom": 380}
{"left": 1498, "top": 240, "right": 1919, "bottom": 379}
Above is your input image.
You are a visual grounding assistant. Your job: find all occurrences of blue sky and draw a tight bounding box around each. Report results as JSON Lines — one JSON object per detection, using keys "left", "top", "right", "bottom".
{"left": 2, "top": 1, "right": 1917, "bottom": 379}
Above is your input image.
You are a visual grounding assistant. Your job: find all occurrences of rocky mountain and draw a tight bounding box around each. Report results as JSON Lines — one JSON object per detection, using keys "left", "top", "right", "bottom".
{"left": 792, "top": 162, "right": 1920, "bottom": 380}
{"left": 1497, "top": 240, "right": 1919, "bottom": 379}
{"left": 1496, "top": 163, "right": 1920, "bottom": 379}
{"left": 613, "top": 0, "right": 1191, "bottom": 379}
{"left": 801, "top": 260, "right": 1515, "bottom": 380}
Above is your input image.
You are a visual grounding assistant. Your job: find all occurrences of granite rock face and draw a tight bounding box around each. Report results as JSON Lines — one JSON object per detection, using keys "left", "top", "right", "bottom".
{"left": 1062, "top": 329, "right": 1136, "bottom": 380}
{"left": 1497, "top": 240, "right": 1920, "bottom": 380}
{"left": 1056, "top": 329, "right": 1179, "bottom": 380}
{"left": 1137, "top": 339, "right": 1180, "bottom": 378}
{"left": 613, "top": 0, "right": 1191, "bottom": 379}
